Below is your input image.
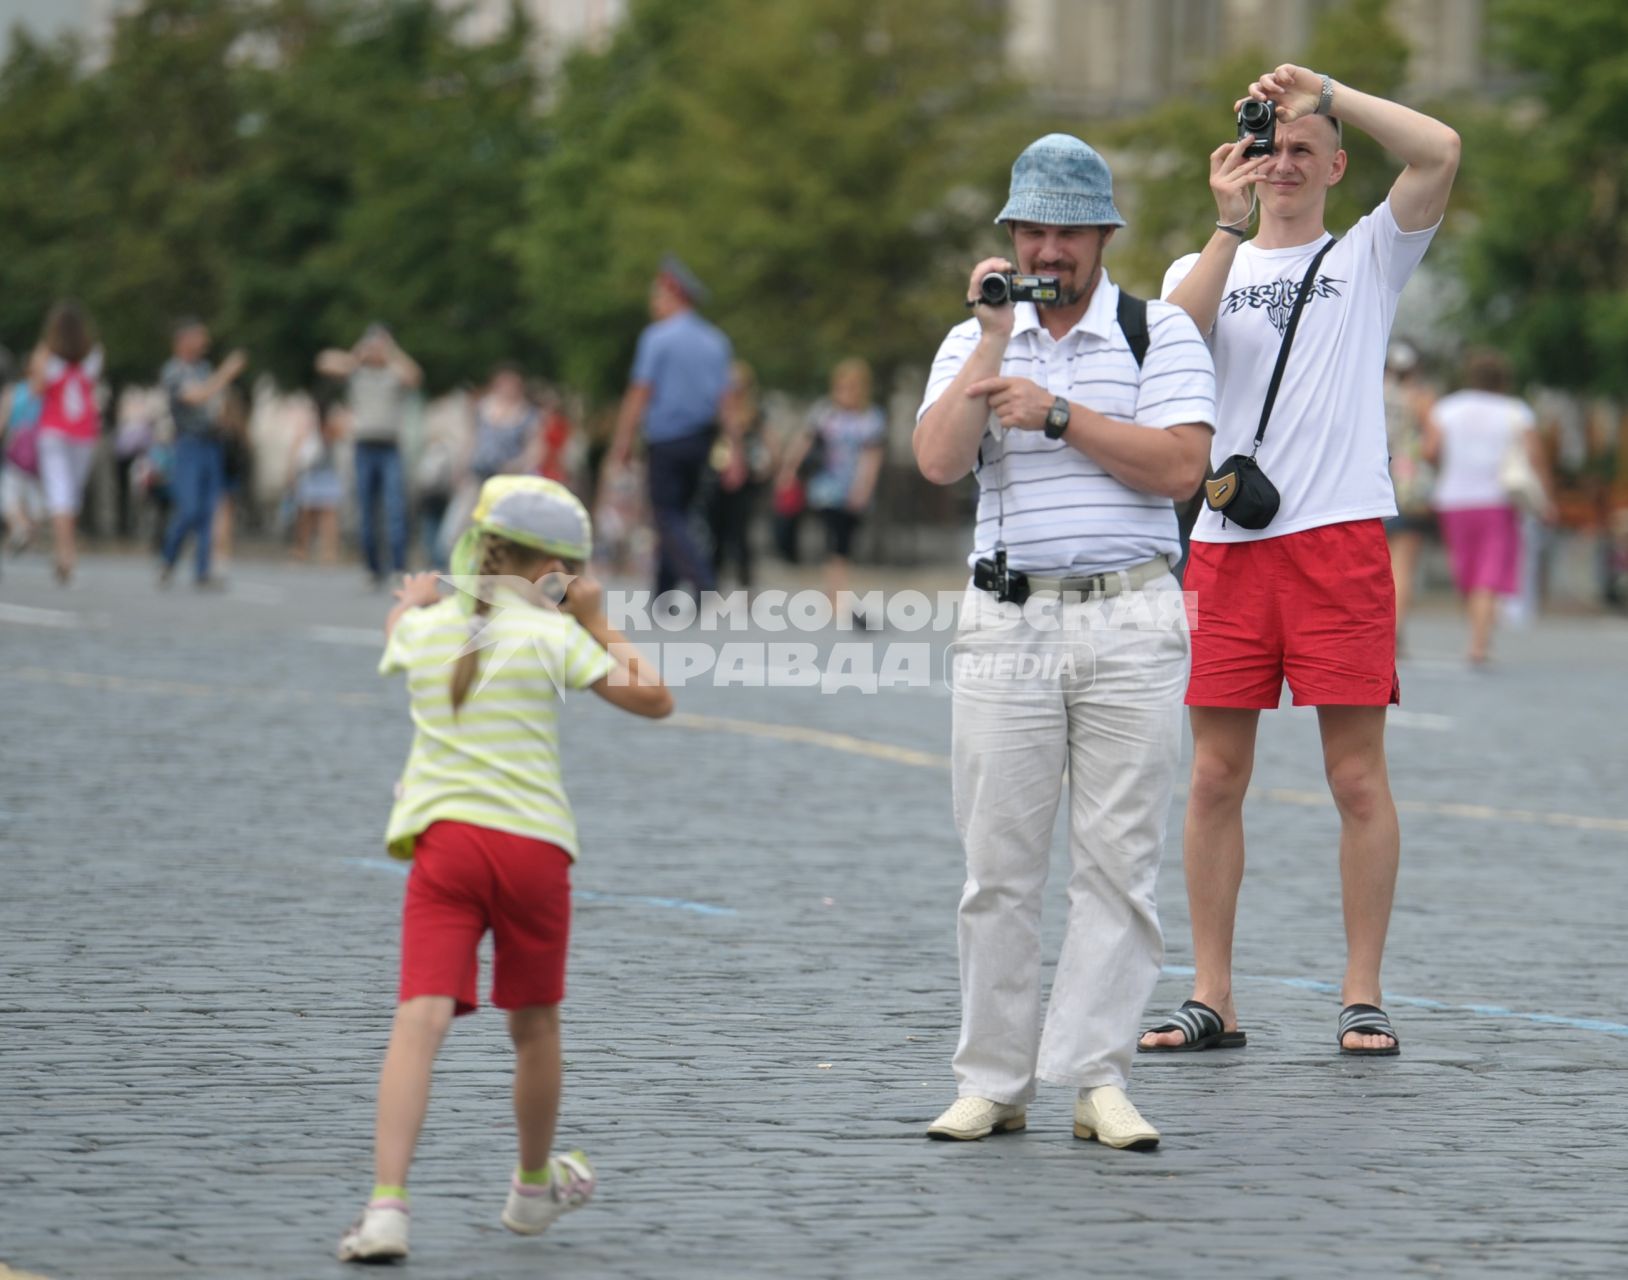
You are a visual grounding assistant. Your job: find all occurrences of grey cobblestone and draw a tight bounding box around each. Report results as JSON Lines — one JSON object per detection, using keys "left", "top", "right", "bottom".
{"left": 1, "top": 554, "right": 1626, "bottom": 1278}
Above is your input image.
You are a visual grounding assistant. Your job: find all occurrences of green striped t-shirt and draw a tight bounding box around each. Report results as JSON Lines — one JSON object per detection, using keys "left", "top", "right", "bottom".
{"left": 378, "top": 592, "right": 615, "bottom": 861}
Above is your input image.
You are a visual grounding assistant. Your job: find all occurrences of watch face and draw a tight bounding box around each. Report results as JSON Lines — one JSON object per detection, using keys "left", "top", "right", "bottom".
{"left": 1045, "top": 397, "right": 1069, "bottom": 435}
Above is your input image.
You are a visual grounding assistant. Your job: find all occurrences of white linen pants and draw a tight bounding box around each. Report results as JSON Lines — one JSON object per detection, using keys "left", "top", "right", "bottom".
{"left": 949, "top": 576, "right": 1188, "bottom": 1103}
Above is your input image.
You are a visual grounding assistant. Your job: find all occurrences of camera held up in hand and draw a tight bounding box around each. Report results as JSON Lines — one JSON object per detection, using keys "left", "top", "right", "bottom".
{"left": 1237, "top": 99, "right": 1276, "bottom": 159}
{"left": 977, "top": 272, "right": 1061, "bottom": 307}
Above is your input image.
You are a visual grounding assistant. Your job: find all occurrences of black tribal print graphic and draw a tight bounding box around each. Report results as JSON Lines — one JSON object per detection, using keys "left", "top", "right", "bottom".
{"left": 1220, "top": 273, "right": 1344, "bottom": 335}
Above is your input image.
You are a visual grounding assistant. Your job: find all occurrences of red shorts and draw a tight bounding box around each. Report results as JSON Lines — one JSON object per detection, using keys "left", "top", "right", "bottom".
{"left": 400, "top": 821, "right": 572, "bottom": 1016}
{"left": 1185, "top": 519, "right": 1399, "bottom": 709}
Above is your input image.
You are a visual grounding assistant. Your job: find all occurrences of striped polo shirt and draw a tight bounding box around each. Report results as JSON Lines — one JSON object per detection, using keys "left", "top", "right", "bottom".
{"left": 917, "top": 272, "right": 1215, "bottom": 575}
{"left": 378, "top": 593, "right": 614, "bottom": 861}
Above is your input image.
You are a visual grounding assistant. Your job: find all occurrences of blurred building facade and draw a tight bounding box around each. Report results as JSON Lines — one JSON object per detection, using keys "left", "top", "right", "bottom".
{"left": 1006, "top": 0, "right": 1486, "bottom": 110}
{"left": 13, "top": 0, "right": 628, "bottom": 67}
{"left": 36, "top": 0, "right": 1484, "bottom": 92}
{"left": 456, "top": 0, "right": 627, "bottom": 66}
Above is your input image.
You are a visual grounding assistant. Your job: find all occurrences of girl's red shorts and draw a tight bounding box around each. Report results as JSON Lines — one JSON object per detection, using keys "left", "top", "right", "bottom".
{"left": 399, "top": 821, "right": 572, "bottom": 1015}
{"left": 1185, "top": 518, "right": 1400, "bottom": 709}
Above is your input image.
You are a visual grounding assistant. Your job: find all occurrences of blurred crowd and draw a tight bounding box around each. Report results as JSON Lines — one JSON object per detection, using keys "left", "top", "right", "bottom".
{"left": 4, "top": 290, "right": 1625, "bottom": 634}
{"left": 0, "top": 295, "right": 896, "bottom": 599}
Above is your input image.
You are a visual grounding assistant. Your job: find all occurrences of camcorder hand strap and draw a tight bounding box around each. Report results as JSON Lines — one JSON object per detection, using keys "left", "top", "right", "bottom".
{"left": 1250, "top": 236, "right": 1337, "bottom": 460}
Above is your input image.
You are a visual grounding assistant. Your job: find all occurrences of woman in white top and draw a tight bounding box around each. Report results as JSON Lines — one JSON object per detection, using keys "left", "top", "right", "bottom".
{"left": 1425, "top": 349, "right": 1550, "bottom": 664}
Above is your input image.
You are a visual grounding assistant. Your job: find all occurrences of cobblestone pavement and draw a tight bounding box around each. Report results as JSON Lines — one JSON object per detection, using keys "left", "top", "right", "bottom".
{"left": 2, "top": 553, "right": 1626, "bottom": 1280}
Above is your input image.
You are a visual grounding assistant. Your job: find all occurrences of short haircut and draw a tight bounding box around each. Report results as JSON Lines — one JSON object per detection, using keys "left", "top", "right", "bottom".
{"left": 1463, "top": 348, "right": 1514, "bottom": 394}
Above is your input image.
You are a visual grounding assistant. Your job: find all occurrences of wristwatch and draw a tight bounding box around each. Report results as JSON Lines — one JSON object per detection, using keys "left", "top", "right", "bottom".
{"left": 1043, "top": 396, "right": 1071, "bottom": 440}
{"left": 1315, "top": 73, "right": 1335, "bottom": 116}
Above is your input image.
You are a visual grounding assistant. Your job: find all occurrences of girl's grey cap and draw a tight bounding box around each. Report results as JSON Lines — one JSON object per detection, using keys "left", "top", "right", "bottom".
{"left": 996, "top": 133, "right": 1125, "bottom": 228}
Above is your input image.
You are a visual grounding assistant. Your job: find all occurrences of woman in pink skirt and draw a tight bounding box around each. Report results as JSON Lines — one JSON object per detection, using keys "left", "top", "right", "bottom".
{"left": 1425, "top": 350, "right": 1551, "bottom": 665}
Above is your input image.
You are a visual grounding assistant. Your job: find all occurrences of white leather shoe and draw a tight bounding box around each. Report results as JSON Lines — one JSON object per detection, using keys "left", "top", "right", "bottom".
{"left": 926, "top": 1096, "right": 1027, "bottom": 1141}
{"left": 1073, "top": 1085, "right": 1160, "bottom": 1150}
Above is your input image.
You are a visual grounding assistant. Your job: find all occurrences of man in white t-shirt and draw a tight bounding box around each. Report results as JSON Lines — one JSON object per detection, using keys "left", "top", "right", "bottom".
{"left": 1141, "top": 65, "right": 1459, "bottom": 1059}
{"left": 915, "top": 134, "right": 1216, "bottom": 1148}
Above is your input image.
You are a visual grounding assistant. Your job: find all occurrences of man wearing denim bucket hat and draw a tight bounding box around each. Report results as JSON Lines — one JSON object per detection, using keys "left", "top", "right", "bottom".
{"left": 914, "top": 136, "right": 1217, "bottom": 1148}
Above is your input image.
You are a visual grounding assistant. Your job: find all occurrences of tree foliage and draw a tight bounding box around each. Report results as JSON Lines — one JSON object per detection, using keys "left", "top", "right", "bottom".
{"left": 0, "top": 0, "right": 539, "bottom": 389}
{"left": 2, "top": 0, "right": 1614, "bottom": 406}
{"left": 1105, "top": 0, "right": 1411, "bottom": 297}
{"left": 1454, "top": 0, "right": 1628, "bottom": 394}
{"left": 515, "top": 0, "right": 1022, "bottom": 400}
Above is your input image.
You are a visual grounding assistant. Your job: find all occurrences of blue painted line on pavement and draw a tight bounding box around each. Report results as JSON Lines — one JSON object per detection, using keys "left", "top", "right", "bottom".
{"left": 344, "top": 855, "right": 1611, "bottom": 1024}
{"left": 343, "top": 857, "right": 737, "bottom": 917}
{"left": 575, "top": 889, "right": 737, "bottom": 917}
{"left": 1161, "top": 964, "right": 1628, "bottom": 1038}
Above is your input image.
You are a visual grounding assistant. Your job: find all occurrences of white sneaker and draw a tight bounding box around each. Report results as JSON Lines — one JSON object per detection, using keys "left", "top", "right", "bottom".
{"left": 1073, "top": 1085, "right": 1160, "bottom": 1150}
{"left": 336, "top": 1198, "right": 410, "bottom": 1263}
{"left": 501, "top": 1151, "right": 597, "bottom": 1235}
{"left": 926, "top": 1096, "right": 1027, "bottom": 1141}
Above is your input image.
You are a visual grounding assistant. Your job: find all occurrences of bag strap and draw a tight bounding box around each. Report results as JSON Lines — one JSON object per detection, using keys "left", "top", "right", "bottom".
{"left": 1251, "top": 236, "right": 1336, "bottom": 458}
{"left": 1115, "top": 289, "right": 1149, "bottom": 369}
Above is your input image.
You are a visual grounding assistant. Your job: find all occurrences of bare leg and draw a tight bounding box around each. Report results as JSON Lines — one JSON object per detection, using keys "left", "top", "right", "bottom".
{"left": 508, "top": 1005, "right": 562, "bottom": 1172}
{"left": 373, "top": 995, "right": 456, "bottom": 1188}
{"left": 290, "top": 506, "right": 311, "bottom": 561}
{"left": 1466, "top": 588, "right": 1497, "bottom": 663}
{"left": 1140, "top": 706, "right": 1259, "bottom": 1047}
{"left": 51, "top": 513, "right": 76, "bottom": 583}
{"left": 213, "top": 496, "right": 235, "bottom": 567}
{"left": 4, "top": 504, "right": 32, "bottom": 550}
{"left": 317, "top": 509, "right": 340, "bottom": 565}
{"left": 824, "top": 554, "right": 849, "bottom": 617}
{"left": 1317, "top": 705, "right": 1400, "bottom": 1052}
{"left": 1389, "top": 530, "right": 1422, "bottom": 641}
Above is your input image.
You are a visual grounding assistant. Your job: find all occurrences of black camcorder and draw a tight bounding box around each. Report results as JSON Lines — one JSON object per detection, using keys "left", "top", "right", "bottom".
{"left": 1237, "top": 99, "right": 1276, "bottom": 158}
{"left": 973, "top": 547, "right": 1030, "bottom": 605}
{"left": 976, "top": 272, "right": 1061, "bottom": 307}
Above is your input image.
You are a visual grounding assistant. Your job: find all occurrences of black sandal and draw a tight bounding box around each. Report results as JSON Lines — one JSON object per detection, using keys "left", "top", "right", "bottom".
{"left": 1337, "top": 1003, "right": 1401, "bottom": 1057}
{"left": 1138, "top": 999, "right": 1247, "bottom": 1053}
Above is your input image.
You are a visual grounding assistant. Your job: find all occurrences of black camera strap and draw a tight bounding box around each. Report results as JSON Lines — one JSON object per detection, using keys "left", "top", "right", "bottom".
{"left": 988, "top": 286, "right": 1153, "bottom": 573}
{"left": 1249, "top": 236, "right": 1336, "bottom": 460}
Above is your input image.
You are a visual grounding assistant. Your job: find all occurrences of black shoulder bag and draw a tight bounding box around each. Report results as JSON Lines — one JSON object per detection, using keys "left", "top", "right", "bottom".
{"left": 1203, "top": 237, "right": 1336, "bottom": 529}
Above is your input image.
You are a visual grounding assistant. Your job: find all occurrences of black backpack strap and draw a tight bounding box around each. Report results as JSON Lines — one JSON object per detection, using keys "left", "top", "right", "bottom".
{"left": 1116, "top": 289, "right": 1149, "bottom": 369}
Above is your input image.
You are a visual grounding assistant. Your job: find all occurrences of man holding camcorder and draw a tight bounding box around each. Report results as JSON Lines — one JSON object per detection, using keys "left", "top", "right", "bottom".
{"left": 914, "top": 135, "right": 1216, "bottom": 1149}
{"left": 1142, "top": 66, "right": 1459, "bottom": 1059}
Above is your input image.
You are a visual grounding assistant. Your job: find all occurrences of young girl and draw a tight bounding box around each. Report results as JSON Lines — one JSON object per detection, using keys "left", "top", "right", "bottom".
{"left": 340, "top": 475, "right": 672, "bottom": 1264}
{"left": 31, "top": 300, "right": 104, "bottom": 585}
{"left": 777, "top": 358, "right": 887, "bottom": 622}
{"left": 289, "top": 397, "right": 346, "bottom": 565}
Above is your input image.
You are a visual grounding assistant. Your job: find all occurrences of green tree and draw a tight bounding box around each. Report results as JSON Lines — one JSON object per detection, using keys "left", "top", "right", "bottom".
{"left": 516, "top": 0, "right": 1021, "bottom": 403}
{"left": 233, "top": 0, "right": 542, "bottom": 388}
{"left": 1105, "top": 0, "right": 1411, "bottom": 297}
{"left": 1455, "top": 0, "right": 1628, "bottom": 394}
{"left": 0, "top": 0, "right": 543, "bottom": 391}
{"left": 0, "top": 0, "right": 246, "bottom": 384}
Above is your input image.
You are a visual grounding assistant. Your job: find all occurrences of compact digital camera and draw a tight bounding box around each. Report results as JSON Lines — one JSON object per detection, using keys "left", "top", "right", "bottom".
{"left": 977, "top": 272, "right": 1061, "bottom": 307}
{"left": 1237, "top": 99, "right": 1276, "bottom": 158}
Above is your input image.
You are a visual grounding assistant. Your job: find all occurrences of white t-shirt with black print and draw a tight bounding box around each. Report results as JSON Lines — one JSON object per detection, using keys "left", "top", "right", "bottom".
{"left": 1163, "top": 197, "right": 1439, "bottom": 543}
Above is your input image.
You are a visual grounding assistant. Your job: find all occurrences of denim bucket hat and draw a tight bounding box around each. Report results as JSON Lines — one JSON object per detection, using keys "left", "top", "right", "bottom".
{"left": 995, "top": 133, "right": 1125, "bottom": 228}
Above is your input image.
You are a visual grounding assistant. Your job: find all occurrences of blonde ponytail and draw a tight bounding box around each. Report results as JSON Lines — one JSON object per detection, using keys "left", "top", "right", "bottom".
{"left": 450, "top": 535, "right": 506, "bottom": 712}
